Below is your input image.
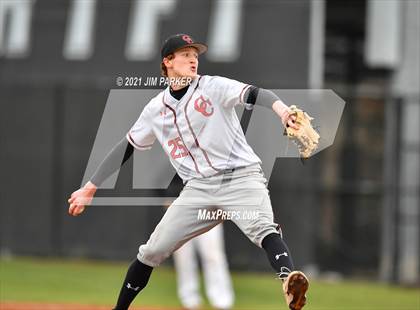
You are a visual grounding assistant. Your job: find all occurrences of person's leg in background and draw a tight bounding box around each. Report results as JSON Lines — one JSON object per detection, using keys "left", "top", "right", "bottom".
{"left": 197, "top": 224, "right": 234, "bottom": 310}
{"left": 173, "top": 238, "right": 202, "bottom": 310}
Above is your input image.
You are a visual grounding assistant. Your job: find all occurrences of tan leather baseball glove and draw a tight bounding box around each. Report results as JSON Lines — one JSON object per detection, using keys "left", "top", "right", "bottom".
{"left": 285, "top": 105, "right": 320, "bottom": 159}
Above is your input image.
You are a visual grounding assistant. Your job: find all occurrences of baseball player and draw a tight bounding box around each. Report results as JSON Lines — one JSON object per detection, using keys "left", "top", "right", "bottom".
{"left": 68, "top": 33, "right": 309, "bottom": 310}
{"left": 173, "top": 224, "right": 234, "bottom": 310}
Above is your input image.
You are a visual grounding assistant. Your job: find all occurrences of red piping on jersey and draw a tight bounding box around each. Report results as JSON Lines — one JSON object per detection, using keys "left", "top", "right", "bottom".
{"left": 184, "top": 92, "right": 221, "bottom": 173}
{"left": 162, "top": 94, "right": 205, "bottom": 178}
{"left": 239, "top": 84, "right": 251, "bottom": 103}
{"left": 127, "top": 132, "right": 153, "bottom": 149}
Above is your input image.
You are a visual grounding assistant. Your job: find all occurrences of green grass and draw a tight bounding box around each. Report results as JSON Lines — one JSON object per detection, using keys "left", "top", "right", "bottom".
{"left": 1, "top": 257, "right": 419, "bottom": 309}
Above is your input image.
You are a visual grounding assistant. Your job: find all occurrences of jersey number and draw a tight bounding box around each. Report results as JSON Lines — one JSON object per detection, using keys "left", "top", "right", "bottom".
{"left": 168, "top": 137, "right": 189, "bottom": 159}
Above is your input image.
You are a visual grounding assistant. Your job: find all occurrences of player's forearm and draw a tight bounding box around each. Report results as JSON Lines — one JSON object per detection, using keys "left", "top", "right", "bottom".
{"left": 90, "top": 137, "right": 134, "bottom": 187}
{"left": 244, "top": 87, "right": 290, "bottom": 124}
{"left": 272, "top": 100, "right": 290, "bottom": 124}
{"left": 82, "top": 181, "right": 98, "bottom": 195}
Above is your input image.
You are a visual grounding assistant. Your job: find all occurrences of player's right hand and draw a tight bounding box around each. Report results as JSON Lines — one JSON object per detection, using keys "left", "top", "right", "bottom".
{"left": 68, "top": 181, "right": 97, "bottom": 216}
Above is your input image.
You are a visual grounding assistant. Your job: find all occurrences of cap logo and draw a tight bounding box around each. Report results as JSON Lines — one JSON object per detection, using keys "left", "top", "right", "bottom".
{"left": 182, "top": 35, "right": 193, "bottom": 44}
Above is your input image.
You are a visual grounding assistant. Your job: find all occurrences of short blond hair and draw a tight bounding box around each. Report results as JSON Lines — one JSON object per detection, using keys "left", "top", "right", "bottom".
{"left": 160, "top": 54, "right": 174, "bottom": 77}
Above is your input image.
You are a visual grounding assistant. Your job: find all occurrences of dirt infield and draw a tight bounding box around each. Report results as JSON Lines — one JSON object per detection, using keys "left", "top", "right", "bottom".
{"left": 0, "top": 302, "right": 182, "bottom": 310}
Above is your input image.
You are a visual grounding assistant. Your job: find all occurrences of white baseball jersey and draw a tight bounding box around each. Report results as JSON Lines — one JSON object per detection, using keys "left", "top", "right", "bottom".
{"left": 126, "top": 75, "right": 261, "bottom": 181}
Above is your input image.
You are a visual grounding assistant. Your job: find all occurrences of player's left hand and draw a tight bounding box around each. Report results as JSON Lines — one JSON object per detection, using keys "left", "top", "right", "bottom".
{"left": 273, "top": 101, "right": 300, "bottom": 130}
{"left": 284, "top": 111, "right": 299, "bottom": 130}
{"left": 284, "top": 105, "right": 320, "bottom": 158}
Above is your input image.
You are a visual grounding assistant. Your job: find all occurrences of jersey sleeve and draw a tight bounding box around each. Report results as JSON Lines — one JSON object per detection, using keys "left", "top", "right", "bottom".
{"left": 126, "top": 105, "right": 156, "bottom": 150}
{"left": 210, "top": 76, "right": 251, "bottom": 109}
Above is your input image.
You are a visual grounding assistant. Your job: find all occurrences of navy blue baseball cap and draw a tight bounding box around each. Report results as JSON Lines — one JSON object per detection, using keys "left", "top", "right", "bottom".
{"left": 161, "top": 34, "right": 207, "bottom": 59}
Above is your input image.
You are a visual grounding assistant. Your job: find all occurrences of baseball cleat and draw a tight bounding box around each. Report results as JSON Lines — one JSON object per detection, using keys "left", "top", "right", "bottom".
{"left": 282, "top": 271, "right": 309, "bottom": 310}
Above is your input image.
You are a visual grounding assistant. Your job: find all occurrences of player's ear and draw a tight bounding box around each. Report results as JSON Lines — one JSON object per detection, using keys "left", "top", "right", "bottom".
{"left": 163, "top": 57, "right": 173, "bottom": 68}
